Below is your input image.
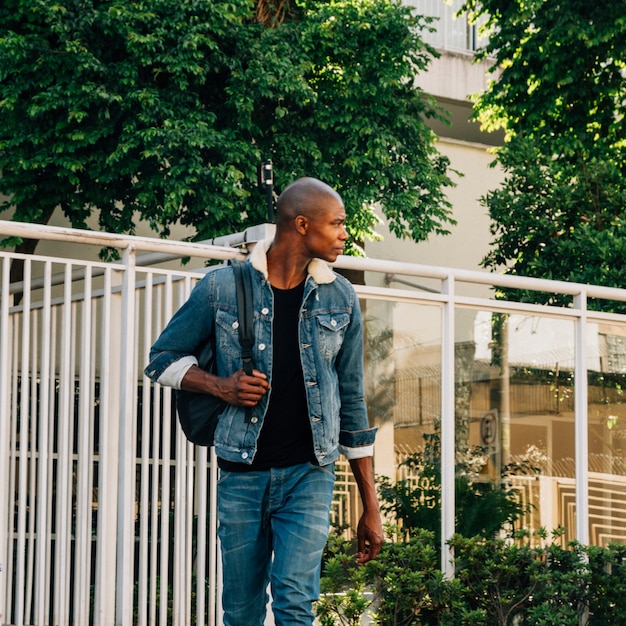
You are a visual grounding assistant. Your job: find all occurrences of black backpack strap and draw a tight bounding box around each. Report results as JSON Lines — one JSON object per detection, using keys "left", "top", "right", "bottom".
{"left": 232, "top": 261, "right": 254, "bottom": 375}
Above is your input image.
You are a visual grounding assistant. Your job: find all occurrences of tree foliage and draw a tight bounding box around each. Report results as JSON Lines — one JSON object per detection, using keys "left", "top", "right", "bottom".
{"left": 0, "top": 0, "right": 455, "bottom": 257}
{"left": 463, "top": 0, "right": 626, "bottom": 310}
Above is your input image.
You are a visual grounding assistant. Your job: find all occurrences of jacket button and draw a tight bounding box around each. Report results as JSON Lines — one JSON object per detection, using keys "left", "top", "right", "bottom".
{"left": 261, "top": 307, "right": 269, "bottom": 315}
{"left": 251, "top": 416, "right": 258, "bottom": 424}
{"left": 241, "top": 452, "right": 249, "bottom": 459}
{"left": 259, "top": 343, "right": 266, "bottom": 350}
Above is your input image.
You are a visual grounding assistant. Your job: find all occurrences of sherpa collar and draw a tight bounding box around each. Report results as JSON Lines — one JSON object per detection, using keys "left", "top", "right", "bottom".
{"left": 248, "top": 238, "right": 337, "bottom": 285}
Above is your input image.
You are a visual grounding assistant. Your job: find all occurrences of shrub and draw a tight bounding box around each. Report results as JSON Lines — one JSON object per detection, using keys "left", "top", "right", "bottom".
{"left": 317, "top": 527, "right": 626, "bottom": 625}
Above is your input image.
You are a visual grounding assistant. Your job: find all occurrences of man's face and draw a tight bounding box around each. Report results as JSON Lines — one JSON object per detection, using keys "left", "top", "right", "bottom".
{"left": 303, "top": 197, "right": 349, "bottom": 263}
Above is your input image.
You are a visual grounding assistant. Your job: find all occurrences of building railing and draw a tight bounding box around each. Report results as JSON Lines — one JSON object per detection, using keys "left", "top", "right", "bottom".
{"left": 2, "top": 220, "right": 626, "bottom": 625}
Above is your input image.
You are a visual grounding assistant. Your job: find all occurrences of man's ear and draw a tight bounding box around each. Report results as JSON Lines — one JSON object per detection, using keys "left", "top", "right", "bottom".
{"left": 295, "top": 215, "right": 308, "bottom": 235}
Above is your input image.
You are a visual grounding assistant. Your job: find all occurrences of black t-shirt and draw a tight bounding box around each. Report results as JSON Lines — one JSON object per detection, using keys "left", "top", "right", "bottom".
{"left": 218, "top": 279, "right": 316, "bottom": 472}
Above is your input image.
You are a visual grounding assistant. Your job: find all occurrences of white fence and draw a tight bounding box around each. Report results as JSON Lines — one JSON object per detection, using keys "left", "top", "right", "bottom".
{"left": 0, "top": 224, "right": 244, "bottom": 626}
{"left": 3, "top": 220, "right": 626, "bottom": 625}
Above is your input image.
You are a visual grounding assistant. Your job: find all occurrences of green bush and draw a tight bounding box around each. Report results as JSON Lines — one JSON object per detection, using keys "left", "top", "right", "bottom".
{"left": 585, "top": 542, "right": 626, "bottom": 625}
{"left": 318, "top": 431, "right": 623, "bottom": 625}
{"left": 316, "top": 533, "right": 372, "bottom": 626}
{"left": 316, "top": 528, "right": 626, "bottom": 626}
{"left": 451, "top": 528, "right": 586, "bottom": 625}
{"left": 317, "top": 526, "right": 465, "bottom": 626}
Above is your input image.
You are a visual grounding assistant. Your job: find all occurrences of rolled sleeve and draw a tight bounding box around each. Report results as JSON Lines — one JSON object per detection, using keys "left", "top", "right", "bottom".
{"left": 156, "top": 355, "right": 197, "bottom": 389}
{"left": 144, "top": 270, "right": 216, "bottom": 384}
{"left": 338, "top": 425, "right": 377, "bottom": 459}
{"left": 338, "top": 443, "right": 374, "bottom": 460}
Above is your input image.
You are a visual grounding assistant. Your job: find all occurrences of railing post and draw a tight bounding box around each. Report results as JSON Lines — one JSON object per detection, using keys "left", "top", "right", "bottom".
{"left": 74, "top": 265, "right": 93, "bottom": 625}
{"left": 94, "top": 267, "right": 118, "bottom": 626}
{"left": 34, "top": 262, "right": 52, "bottom": 625}
{"left": 116, "top": 247, "right": 138, "bottom": 626}
{"left": 441, "top": 276, "right": 456, "bottom": 577}
{"left": 0, "top": 258, "right": 11, "bottom": 624}
{"left": 15, "top": 258, "right": 31, "bottom": 626}
{"left": 574, "top": 292, "right": 589, "bottom": 546}
{"left": 54, "top": 264, "right": 74, "bottom": 624}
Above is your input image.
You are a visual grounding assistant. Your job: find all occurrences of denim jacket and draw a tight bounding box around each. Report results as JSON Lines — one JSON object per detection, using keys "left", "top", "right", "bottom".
{"left": 144, "top": 239, "right": 377, "bottom": 466}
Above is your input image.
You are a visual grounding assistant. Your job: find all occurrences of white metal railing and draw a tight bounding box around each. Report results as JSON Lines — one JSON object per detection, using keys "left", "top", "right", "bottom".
{"left": 1, "top": 249, "right": 225, "bottom": 626}
{"left": 3, "top": 220, "right": 626, "bottom": 625}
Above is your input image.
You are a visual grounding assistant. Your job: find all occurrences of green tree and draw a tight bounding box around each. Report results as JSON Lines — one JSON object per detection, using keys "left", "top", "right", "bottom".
{"left": 462, "top": 0, "right": 626, "bottom": 310}
{"left": 0, "top": 0, "right": 455, "bottom": 266}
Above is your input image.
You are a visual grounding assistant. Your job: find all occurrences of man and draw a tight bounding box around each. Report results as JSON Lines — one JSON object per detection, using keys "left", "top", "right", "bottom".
{"left": 145, "top": 177, "right": 383, "bottom": 625}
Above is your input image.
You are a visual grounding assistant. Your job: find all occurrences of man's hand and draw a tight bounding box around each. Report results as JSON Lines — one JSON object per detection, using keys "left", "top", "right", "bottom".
{"left": 349, "top": 456, "right": 384, "bottom": 563}
{"left": 355, "top": 509, "right": 384, "bottom": 563}
{"left": 221, "top": 369, "right": 269, "bottom": 406}
{"left": 181, "top": 365, "right": 269, "bottom": 406}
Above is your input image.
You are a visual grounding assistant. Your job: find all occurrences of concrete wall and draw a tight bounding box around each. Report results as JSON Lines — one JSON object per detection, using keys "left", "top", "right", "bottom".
{"left": 365, "top": 137, "right": 504, "bottom": 277}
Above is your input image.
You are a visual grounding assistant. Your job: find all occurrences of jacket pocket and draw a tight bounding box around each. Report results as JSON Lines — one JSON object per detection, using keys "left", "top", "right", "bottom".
{"left": 315, "top": 312, "right": 350, "bottom": 358}
{"left": 215, "top": 309, "right": 242, "bottom": 359}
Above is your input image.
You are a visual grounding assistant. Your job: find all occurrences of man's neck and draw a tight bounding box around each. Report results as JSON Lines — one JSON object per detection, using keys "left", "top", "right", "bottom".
{"left": 266, "top": 242, "right": 310, "bottom": 289}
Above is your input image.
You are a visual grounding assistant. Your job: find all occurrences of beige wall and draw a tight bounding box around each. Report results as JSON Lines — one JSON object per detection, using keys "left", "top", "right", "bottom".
{"left": 365, "top": 137, "right": 503, "bottom": 274}
{"left": 416, "top": 50, "right": 497, "bottom": 104}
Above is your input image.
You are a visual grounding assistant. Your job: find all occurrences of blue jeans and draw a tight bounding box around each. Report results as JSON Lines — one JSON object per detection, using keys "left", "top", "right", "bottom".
{"left": 217, "top": 462, "right": 335, "bottom": 626}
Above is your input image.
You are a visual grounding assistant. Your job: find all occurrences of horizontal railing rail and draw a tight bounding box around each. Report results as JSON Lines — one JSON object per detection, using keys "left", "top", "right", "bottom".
{"left": 3, "top": 220, "right": 626, "bottom": 304}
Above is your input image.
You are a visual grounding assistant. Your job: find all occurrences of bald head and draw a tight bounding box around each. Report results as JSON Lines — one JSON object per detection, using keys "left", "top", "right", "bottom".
{"left": 275, "top": 177, "right": 343, "bottom": 228}
{"left": 268, "top": 176, "right": 348, "bottom": 269}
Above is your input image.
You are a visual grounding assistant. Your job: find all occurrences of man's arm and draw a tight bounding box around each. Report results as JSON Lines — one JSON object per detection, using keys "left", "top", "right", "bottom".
{"left": 349, "top": 456, "right": 384, "bottom": 563}
{"left": 180, "top": 364, "right": 269, "bottom": 406}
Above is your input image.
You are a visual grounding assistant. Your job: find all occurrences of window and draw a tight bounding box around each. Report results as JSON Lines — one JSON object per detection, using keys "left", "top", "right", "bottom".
{"left": 408, "top": 0, "right": 488, "bottom": 53}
